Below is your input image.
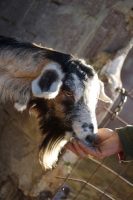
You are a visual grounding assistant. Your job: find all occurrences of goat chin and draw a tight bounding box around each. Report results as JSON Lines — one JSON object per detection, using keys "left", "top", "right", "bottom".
{"left": 39, "top": 137, "right": 68, "bottom": 170}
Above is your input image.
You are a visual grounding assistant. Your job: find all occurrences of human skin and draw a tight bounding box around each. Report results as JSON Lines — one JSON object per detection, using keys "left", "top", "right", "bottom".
{"left": 64, "top": 128, "right": 122, "bottom": 158}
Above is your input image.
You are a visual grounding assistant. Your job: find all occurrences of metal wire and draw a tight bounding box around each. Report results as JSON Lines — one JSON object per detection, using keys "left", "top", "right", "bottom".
{"left": 104, "top": 107, "right": 129, "bottom": 125}
{"left": 52, "top": 158, "right": 82, "bottom": 199}
{"left": 91, "top": 159, "right": 133, "bottom": 187}
{"left": 72, "top": 158, "right": 108, "bottom": 200}
{"left": 99, "top": 162, "right": 131, "bottom": 199}
{"left": 56, "top": 176, "right": 115, "bottom": 200}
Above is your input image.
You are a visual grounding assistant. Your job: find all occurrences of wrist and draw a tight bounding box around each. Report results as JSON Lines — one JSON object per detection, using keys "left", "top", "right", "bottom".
{"left": 114, "top": 131, "right": 125, "bottom": 163}
{"left": 114, "top": 131, "right": 123, "bottom": 153}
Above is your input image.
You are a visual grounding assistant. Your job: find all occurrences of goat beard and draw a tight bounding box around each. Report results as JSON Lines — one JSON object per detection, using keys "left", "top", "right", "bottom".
{"left": 28, "top": 102, "right": 71, "bottom": 170}
{"left": 39, "top": 132, "right": 70, "bottom": 170}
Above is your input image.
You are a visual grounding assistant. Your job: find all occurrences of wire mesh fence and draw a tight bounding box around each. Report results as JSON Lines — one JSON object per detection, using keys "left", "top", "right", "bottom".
{"left": 52, "top": 85, "right": 133, "bottom": 200}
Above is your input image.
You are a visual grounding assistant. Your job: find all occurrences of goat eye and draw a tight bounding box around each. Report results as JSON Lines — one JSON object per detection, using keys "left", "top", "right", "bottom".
{"left": 63, "top": 91, "right": 75, "bottom": 103}
{"left": 65, "top": 91, "right": 73, "bottom": 97}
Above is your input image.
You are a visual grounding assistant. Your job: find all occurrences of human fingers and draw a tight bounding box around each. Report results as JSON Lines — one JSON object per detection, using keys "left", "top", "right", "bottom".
{"left": 71, "top": 139, "right": 88, "bottom": 157}
{"left": 76, "top": 140, "right": 101, "bottom": 158}
{"left": 64, "top": 142, "right": 79, "bottom": 156}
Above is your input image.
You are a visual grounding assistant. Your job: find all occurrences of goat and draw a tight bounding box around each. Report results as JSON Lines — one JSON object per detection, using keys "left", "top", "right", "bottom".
{"left": 0, "top": 36, "right": 112, "bottom": 169}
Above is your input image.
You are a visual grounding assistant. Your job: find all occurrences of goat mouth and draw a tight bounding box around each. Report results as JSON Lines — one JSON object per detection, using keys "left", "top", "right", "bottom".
{"left": 84, "top": 134, "right": 97, "bottom": 146}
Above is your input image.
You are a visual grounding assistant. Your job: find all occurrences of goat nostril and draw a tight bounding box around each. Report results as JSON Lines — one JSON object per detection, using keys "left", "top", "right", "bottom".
{"left": 89, "top": 123, "right": 94, "bottom": 132}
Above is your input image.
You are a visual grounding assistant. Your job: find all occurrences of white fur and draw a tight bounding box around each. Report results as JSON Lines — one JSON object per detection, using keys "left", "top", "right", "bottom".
{"left": 32, "top": 62, "right": 64, "bottom": 99}
{"left": 14, "top": 102, "right": 27, "bottom": 111}
{"left": 83, "top": 74, "right": 99, "bottom": 111}
{"left": 71, "top": 73, "right": 108, "bottom": 143}
{"left": 71, "top": 74, "right": 83, "bottom": 103}
{"left": 72, "top": 107, "right": 97, "bottom": 142}
{"left": 42, "top": 132, "right": 71, "bottom": 170}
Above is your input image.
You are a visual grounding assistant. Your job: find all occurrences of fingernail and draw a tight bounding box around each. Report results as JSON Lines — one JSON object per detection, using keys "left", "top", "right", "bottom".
{"left": 70, "top": 137, "right": 75, "bottom": 142}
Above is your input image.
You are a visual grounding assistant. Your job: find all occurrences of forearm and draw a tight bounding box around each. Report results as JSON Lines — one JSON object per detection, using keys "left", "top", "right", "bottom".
{"left": 116, "top": 125, "right": 133, "bottom": 161}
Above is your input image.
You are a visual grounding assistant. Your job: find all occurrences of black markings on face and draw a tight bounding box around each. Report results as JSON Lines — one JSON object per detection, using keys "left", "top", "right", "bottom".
{"left": 38, "top": 70, "right": 58, "bottom": 92}
{"left": 89, "top": 123, "right": 94, "bottom": 133}
{"left": 82, "top": 123, "right": 94, "bottom": 133}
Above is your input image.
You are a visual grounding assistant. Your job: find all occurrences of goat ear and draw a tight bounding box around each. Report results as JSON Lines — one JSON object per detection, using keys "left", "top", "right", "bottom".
{"left": 98, "top": 81, "right": 112, "bottom": 103}
{"left": 32, "top": 63, "right": 64, "bottom": 99}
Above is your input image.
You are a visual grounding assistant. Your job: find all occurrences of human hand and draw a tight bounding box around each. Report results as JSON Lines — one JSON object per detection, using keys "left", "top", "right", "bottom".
{"left": 64, "top": 128, "right": 122, "bottom": 158}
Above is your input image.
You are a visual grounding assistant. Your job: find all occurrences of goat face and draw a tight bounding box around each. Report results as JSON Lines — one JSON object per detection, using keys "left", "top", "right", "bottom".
{"left": 30, "top": 59, "right": 111, "bottom": 170}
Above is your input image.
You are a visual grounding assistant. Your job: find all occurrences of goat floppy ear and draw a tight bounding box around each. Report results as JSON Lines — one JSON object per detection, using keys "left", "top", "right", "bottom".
{"left": 32, "top": 63, "right": 64, "bottom": 99}
{"left": 98, "top": 81, "right": 112, "bottom": 103}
